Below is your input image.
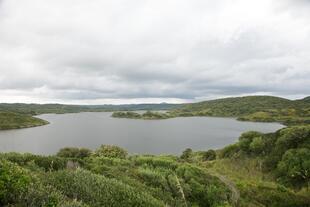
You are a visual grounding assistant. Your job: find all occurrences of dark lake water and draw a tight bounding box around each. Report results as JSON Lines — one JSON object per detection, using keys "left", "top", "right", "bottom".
{"left": 0, "top": 112, "right": 284, "bottom": 155}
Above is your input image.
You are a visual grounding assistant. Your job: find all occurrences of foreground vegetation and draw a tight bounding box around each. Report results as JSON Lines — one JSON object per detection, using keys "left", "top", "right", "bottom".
{"left": 1, "top": 125, "right": 309, "bottom": 206}
{"left": 0, "top": 111, "right": 48, "bottom": 130}
{"left": 0, "top": 145, "right": 231, "bottom": 207}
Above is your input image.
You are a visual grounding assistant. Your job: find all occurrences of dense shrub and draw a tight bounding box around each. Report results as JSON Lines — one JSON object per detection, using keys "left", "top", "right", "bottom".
{"left": 20, "top": 180, "right": 66, "bottom": 207}
{"left": 45, "top": 169, "right": 163, "bottom": 207}
{"left": 180, "top": 148, "right": 193, "bottom": 160}
{"left": 57, "top": 147, "right": 92, "bottom": 159}
{"left": 93, "top": 145, "right": 128, "bottom": 159}
{"left": 275, "top": 126, "right": 310, "bottom": 154}
{"left": 0, "top": 153, "right": 67, "bottom": 171}
{"left": 237, "top": 181, "right": 310, "bottom": 207}
{"left": 219, "top": 144, "right": 240, "bottom": 158}
{"left": 277, "top": 148, "right": 310, "bottom": 188}
{"left": 0, "top": 160, "right": 30, "bottom": 205}
{"left": 239, "top": 131, "right": 263, "bottom": 154}
{"left": 133, "top": 156, "right": 179, "bottom": 170}
{"left": 176, "top": 164, "right": 230, "bottom": 207}
{"left": 202, "top": 150, "right": 217, "bottom": 161}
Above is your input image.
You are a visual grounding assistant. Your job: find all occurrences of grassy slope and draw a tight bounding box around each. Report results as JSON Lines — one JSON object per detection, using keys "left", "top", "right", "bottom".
{"left": 0, "top": 111, "right": 48, "bottom": 130}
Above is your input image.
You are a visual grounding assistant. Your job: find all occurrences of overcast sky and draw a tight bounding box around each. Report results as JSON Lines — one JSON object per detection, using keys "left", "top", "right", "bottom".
{"left": 0, "top": 0, "right": 309, "bottom": 104}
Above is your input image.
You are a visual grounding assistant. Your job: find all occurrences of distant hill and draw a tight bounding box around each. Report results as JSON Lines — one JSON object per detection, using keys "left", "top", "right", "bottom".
{"left": 171, "top": 96, "right": 310, "bottom": 125}
{"left": 0, "top": 111, "right": 48, "bottom": 130}
{"left": 301, "top": 96, "right": 310, "bottom": 102}
{"left": 1, "top": 95, "right": 309, "bottom": 128}
{"left": 176, "top": 96, "right": 294, "bottom": 116}
{"left": 0, "top": 103, "right": 182, "bottom": 115}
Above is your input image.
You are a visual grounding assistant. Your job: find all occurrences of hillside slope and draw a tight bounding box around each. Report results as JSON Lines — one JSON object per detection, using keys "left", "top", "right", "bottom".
{"left": 171, "top": 96, "right": 310, "bottom": 125}
{"left": 0, "top": 111, "right": 48, "bottom": 130}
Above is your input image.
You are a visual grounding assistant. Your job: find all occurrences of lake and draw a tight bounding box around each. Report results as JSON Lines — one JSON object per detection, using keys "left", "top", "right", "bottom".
{"left": 0, "top": 112, "right": 284, "bottom": 155}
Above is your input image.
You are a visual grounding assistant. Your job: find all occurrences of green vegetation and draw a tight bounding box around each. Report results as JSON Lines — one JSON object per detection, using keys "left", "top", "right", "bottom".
{"left": 0, "top": 103, "right": 180, "bottom": 130}
{"left": 1, "top": 95, "right": 309, "bottom": 206}
{"left": 1, "top": 95, "right": 310, "bottom": 130}
{"left": 112, "top": 111, "right": 171, "bottom": 119}
{"left": 111, "top": 96, "right": 310, "bottom": 125}
{"left": 0, "top": 111, "right": 48, "bottom": 130}
{"left": 171, "top": 96, "right": 310, "bottom": 125}
{"left": 0, "top": 146, "right": 232, "bottom": 207}
{"left": 0, "top": 103, "right": 181, "bottom": 115}
{"left": 1, "top": 125, "right": 309, "bottom": 206}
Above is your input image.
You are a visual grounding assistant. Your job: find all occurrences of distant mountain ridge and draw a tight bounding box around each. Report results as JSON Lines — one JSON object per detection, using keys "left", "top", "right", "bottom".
{"left": 0, "top": 103, "right": 182, "bottom": 115}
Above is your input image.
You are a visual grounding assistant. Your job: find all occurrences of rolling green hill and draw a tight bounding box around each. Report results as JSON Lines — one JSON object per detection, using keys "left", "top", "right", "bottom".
{"left": 0, "top": 111, "right": 49, "bottom": 130}
{"left": 171, "top": 96, "right": 310, "bottom": 125}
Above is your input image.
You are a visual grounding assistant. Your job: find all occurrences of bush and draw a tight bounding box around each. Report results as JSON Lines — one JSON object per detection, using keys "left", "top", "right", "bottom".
{"left": 93, "top": 145, "right": 128, "bottom": 159}
{"left": 57, "top": 147, "right": 92, "bottom": 159}
{"left": 275, "top": 126, "right": 310, "bottom": 154}
{"left": 277, "top": 148, "right": 310, "bottom": 188}
{"left": 0, "top": 153, "right": 67, "bottom": 171}
{"left": 180, "top": 148, "right": 193, "bottom": 160}
{"left": 20, "top": 179, "right": 66, "bottom": 207}
{"left": 249, "top": 136, "right": 266, "bottom": 155}
{"left": 133, "top": 156, "right": 178, "bottom": 170}
{"left": 202, "top": 150, "right": 217, "bottom": 161}
{"left": 219, "top": 144, "right": 240, "bottom": 158}
{"left": 239, "top": 131, "right": 263, "bottom": 154}
{"left": 45, "top": 169, "right": 163, "bottom": 207}
{"left": 0, "top": 160, "right": 30, "bottom": 205}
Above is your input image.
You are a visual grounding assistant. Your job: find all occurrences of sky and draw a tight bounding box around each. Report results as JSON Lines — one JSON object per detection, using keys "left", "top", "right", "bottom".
{"left": 0, "top": 0, "right": 309, "bottom": 104}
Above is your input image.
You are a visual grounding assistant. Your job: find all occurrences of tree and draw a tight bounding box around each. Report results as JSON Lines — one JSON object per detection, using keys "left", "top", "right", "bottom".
{"left": 94, "top": 145, "right": 128, "bottom": 159}
{"left": 277, "top": 148, "right": 310, "bottom": 188}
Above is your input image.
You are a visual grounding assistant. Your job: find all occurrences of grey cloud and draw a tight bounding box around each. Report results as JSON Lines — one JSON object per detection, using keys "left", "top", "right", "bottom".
{"left": 0, "top": 0, "right": 309, "bottom": 104}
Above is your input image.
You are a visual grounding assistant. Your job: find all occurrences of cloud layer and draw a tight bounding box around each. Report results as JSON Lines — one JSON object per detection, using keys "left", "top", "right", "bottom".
{"left": 0, "top": 0, "right": 309, "bottom": 104}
